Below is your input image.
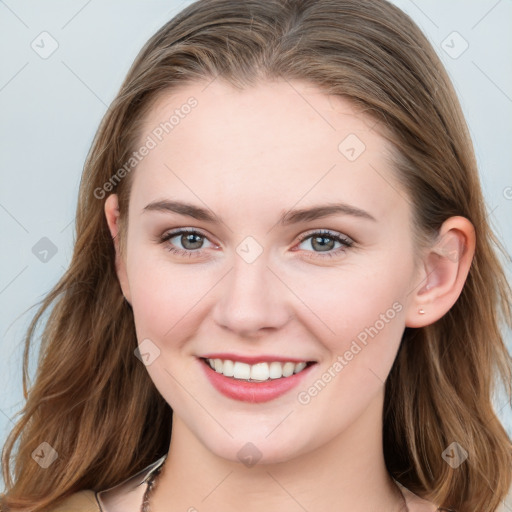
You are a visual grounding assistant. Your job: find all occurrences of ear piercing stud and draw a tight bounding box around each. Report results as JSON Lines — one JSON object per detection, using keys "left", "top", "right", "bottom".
{"left": 418, "top": 308, "right": 425, "bottom": 315}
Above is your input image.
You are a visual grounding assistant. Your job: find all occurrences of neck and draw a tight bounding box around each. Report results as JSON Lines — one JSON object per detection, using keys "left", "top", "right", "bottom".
{"left": 151, "top": 388, "right": 405, "bottom": 512}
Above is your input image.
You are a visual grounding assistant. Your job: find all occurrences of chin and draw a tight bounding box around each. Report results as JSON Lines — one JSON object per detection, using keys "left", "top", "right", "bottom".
{"left": 203, "top": 432, "right": 310, "bottom": 467}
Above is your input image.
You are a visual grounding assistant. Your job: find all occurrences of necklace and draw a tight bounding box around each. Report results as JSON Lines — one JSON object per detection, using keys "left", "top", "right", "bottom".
{"left": 140, "top": 462, "right": 164, "bottom": 512}
{"left": 140, "top": 466, "right": 410, "bottom": 512}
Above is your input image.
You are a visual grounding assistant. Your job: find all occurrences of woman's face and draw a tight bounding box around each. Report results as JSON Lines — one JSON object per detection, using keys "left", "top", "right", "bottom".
{"left": 109, "top": 79, "right": 423, "bottom": 464}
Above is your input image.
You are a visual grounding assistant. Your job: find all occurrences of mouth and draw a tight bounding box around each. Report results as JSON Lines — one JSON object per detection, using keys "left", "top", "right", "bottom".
{"left": 199, "top": 357, "right": 317, "bottom": 382}
{"left": 198, "top": 356, "right": 317, "bottom": 403}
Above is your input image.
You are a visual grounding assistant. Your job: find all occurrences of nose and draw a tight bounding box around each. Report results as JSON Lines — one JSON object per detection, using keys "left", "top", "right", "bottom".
{"left": 212, "top": 255, "right": 292, "bottom": 338}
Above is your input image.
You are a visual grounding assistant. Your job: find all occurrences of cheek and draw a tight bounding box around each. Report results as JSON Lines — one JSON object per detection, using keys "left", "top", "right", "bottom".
{"left": 125, "top": 247, "right": 216, "bottom": 343}
{"left": 292, "top": 267, "right": 409, "bottom": 422}
{"left": 287, "top": 261, "right": 410, "bottom": 349}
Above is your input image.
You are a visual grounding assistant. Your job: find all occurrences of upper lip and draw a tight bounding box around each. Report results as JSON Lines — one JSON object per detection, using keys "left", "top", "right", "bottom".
{"left": 199, "top": 353, "right": 316, "bottom": 364}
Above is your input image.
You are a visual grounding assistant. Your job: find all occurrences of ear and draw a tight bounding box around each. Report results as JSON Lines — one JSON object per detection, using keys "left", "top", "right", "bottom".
{"left": 104, "top": 194, "right": 132, "bottom": 304}
{"left": 405, "top": 216, "right": 476, "bottom": 327}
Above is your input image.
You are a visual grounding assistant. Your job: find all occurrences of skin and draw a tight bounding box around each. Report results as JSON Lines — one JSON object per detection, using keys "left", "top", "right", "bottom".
{"left": 104, "top": 79, "right": 475, "bottom": 512}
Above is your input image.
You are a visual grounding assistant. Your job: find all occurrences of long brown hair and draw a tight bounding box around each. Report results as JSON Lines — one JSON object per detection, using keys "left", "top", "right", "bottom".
{"left": 2, "top": 1, "right": 511, "bottom": 511}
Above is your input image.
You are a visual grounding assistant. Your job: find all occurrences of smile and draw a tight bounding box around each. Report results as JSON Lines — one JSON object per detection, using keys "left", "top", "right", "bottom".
{"left": 203, "top": 358, "right": 314, "bottom": 382}
{"left": 198, "top": 356, "right": 317, "bottom": 403}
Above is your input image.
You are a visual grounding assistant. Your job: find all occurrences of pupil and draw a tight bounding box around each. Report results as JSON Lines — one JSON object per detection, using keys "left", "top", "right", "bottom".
{"left": 183, "top": 233, "right": 202, "bottom": 249}
{"left": 312, "top": 235, "right": 333, "bottom": 252}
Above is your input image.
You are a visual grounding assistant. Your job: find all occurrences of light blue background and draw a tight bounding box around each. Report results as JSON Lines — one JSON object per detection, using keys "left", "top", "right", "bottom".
{"left": 1, "top": 0, "right": 511, "bottom": 489}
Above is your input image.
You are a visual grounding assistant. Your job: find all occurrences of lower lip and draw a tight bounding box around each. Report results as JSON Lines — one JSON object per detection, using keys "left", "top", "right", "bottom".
{"left": 198, "top": 358, "right": 316, "bottom": 403}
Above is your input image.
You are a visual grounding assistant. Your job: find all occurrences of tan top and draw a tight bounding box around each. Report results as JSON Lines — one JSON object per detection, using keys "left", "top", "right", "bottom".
{"left": 46, "top": 455, "right": 512, "bottom": 512}
{"left": 48, "top": 455, "right": 166, "bottom": 512}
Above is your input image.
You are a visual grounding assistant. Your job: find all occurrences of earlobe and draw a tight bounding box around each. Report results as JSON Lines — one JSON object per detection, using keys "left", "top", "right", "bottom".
{"left": 104, "top": 194, "right": 132, "bottom": 304}
{"left": 405, "top": 216, "right": 476, "bottom": 328}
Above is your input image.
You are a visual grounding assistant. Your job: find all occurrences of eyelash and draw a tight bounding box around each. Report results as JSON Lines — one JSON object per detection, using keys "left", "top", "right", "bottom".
{"left": 159, "top": 228, "right": 354, "bottom": 260}
{"left": 296, "top": 230, "right": 354, "bottom": 259}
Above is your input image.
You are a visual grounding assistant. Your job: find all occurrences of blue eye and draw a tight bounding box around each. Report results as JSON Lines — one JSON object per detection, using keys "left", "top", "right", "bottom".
{"left": 159, "top": 228, "right": 354, "bottom": 259}
{"left": 160, "top": 228, "right": 215, "bottom": 258}
{"left": 295, "top": 230, "right": 354, "bottom": 259}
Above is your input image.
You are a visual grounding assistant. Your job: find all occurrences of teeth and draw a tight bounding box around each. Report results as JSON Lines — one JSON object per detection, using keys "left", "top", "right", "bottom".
{"left": 269, "top": 361, "right": 283, "bottom": 379}
{"left": 233, "top": 361, "right": 251, "bottom": 379}
{"left": 294, "top": 361, "right": 307, "bottom": 373}
{"left": 282, "top": 362, "right": 295, "bottom": 377}
{"left": 222, "top": 359, "right": 234, "bottom": 377}
{"left": 206, "top": 358, "right": 310, "bottom": 381}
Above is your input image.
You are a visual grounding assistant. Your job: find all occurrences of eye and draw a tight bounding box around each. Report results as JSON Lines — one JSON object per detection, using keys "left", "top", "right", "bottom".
{"left": 158, "top": 228, "right": 354, "bottom": 260}
{"left": 294, "top": 229, "right": 354, "bottom": 259}
{"left": 159, "top": 228, "right": 217, "bottom": 258}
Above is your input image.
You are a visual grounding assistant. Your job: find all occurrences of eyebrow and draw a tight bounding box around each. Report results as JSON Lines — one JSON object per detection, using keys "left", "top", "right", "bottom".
{"left": 142, "top": 200, "right": 377, "bottom": 225}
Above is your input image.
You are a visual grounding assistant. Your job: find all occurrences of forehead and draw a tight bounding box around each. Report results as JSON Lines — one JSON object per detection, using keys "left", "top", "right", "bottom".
{"left": 130, "top": 79, "right": 408, "bottom": 225}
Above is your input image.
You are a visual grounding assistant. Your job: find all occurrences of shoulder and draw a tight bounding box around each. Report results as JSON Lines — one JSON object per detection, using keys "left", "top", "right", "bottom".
{"left": 397, "top": 481, "right": 512, "bottom": 512}
{"left": 44, "top": 490, "right": 100, "bottom": 512}
{"left": 42, "top": 455, "right": 166, "bottom": 512}
{"left": 95, "top": 455, "right": 167, "bottom": 512}
{"left": 396, "top": 483, "right": 438, "bottom": 512}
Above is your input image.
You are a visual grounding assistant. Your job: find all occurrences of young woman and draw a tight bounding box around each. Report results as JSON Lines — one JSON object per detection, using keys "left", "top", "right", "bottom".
{"left": 2, "top": 1, "right": 511, "bottom": 511}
